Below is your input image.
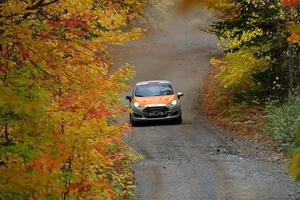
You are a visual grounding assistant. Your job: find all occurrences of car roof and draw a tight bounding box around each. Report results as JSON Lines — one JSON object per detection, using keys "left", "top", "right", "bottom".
{"left": 135, "top": 80, "right": 171, "bottom": 86}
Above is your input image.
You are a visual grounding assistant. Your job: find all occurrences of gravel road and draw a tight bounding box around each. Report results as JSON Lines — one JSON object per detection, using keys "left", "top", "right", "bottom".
{"left": 113, "top": 2, "right": 300, "bottom": 200}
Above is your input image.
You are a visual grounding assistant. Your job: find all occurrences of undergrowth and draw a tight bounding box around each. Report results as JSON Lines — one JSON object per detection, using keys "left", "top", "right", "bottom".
{"left": 261, "top": 101, "right": 300, "bottom": 153}
{"left": 201, "top": 69, "right": 300, "bottom": 154}
{"left": 201, "top": 70, "right": 266, "bottom": 139}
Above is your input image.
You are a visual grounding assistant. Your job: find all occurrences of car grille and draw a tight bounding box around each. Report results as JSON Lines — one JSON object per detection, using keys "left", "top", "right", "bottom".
{"left": 143, "top": 106, "right": 170, "bottom": 118}
{"left": 133, "top": 113, "right": 143, "bottom": 118}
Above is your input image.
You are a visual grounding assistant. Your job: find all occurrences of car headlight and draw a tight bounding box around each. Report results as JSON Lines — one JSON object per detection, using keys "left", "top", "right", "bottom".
{"left": 170, "top": 100, "right": 178, "bottom": 106}
{"left": 133, "top": 102, "right": 143, "bottom": 108}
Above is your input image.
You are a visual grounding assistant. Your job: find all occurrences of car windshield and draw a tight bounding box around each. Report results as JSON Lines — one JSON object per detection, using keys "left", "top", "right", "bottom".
{"left": 135, "top": 83, "right": 174, "bottom": 97}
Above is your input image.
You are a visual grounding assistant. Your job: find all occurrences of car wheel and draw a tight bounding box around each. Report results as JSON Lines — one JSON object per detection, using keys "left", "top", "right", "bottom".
{"left": 130, "top": 114, "right": 138, "bottom": 127}
{"left": 174, "top": 114, "right": 182, "bottom": 124}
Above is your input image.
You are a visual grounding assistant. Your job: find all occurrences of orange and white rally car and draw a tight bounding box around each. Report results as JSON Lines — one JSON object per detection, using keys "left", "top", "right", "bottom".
{"left": 126, "top": 80, "right": 183, "bottom": 126}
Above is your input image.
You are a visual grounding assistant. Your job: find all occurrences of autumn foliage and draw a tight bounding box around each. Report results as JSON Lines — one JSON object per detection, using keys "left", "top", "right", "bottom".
{"left": 281, "top": 0, "right": 300, "bottom": 46}
{"left": 281, "top": 0, "right": 300, "bottom": 7}
{"left": 0, "top": 0, "right": 144, "bottom": 199}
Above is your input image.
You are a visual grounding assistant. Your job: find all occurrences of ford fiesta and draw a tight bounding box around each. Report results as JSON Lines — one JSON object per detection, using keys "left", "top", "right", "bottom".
{"left": 126, "top": 80, "right": 184, "bottom": 126}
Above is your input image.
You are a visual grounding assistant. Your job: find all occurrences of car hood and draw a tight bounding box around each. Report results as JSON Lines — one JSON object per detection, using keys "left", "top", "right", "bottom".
{"left": 133, "top": 94, "right": 176, "bottom": 107}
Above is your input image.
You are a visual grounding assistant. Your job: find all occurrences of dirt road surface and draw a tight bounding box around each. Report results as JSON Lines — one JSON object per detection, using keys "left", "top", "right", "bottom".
{"left": 113, "top": 2, "right": 300, "bottom": 200}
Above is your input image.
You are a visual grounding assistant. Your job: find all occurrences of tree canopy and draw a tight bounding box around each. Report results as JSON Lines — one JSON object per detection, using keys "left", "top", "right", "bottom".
{"left": 0, "top": 0, "right": 144, "bottom": 199}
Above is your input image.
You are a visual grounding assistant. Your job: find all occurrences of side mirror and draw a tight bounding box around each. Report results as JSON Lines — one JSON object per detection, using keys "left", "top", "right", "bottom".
{"left": 126, "top": 95, "right": 132, "bottom": 102}
{"left": 177, "top": 92, "right": 184, "bottom": 99}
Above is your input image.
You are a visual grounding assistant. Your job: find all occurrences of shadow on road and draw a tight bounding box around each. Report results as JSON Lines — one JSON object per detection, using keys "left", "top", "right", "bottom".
{"left": 134, "top": 120, "right": 182, "bottom": 127}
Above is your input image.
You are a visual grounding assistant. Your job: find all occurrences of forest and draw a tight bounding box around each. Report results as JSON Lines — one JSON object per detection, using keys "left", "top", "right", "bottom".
{"left": 1, "top": 0, "right": 300, "bottom": 199}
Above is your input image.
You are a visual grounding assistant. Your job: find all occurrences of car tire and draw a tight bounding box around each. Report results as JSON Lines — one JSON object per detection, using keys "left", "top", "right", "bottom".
{"left": 174, "top": 114, "right": 182, "bottom": 124}
{"left": 130, "top": 114, "right": 138, "bottom": 127}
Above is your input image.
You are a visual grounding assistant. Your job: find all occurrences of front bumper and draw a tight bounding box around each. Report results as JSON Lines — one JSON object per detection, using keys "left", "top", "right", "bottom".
{"left": 131, "top": 104, "right": 181, "bottom": 122}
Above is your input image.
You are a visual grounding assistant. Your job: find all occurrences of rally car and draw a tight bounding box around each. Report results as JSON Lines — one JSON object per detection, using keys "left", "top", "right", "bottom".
{"left": 126, "top": 80, "right": 183, "bottom": 126}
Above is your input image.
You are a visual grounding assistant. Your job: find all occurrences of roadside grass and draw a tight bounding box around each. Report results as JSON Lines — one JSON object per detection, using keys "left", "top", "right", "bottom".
{"left": 200, "top": 69, "right": 300, "bottom": 154}
{"left": 200, "top": 71, "right": 266, "bottom": 140}
{"left": 261, "top": 101, "right": 300, "bottom": 154}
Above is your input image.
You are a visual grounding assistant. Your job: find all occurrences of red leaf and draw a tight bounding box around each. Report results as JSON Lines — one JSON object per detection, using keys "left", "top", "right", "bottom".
{"left": 281, "top": 0, "right": 300, "bottom": 7}
{"left": 51, "top": 130, "right": 58, "bottom": 137}
{"left": 65, "top": 19, "right": 80, "bottom": 27}
{"left": 48, "top": 20, "right": 61, "bottom": 27}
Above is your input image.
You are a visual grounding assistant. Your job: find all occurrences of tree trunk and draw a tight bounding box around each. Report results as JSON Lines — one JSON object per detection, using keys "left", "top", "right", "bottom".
{"left": 4, "top": 123, "right": 9, "bottom": 142}
{"left": 296, "top": 49, "right": 300, "bottom": 99}
{"left": 288, "top": 43, "right": 294, "bottom": 99}
{"left": 288, "top": 44, "right": 300, "bottom": 100}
